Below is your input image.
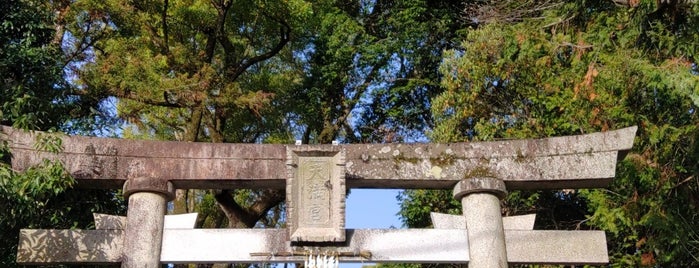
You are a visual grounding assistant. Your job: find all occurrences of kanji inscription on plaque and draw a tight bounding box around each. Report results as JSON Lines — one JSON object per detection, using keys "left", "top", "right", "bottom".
{"left": 301, "top": 158, "right": 330, "bottom": 225}
{"left": 286, "top": 146, "right": 345, "bottom": 242}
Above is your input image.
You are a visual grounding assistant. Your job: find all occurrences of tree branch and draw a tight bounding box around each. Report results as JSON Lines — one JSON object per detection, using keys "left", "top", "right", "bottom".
{"left": 51, "top": 0, "right": 71, "bottom": 46}
{"left": 185, "top": 105, "right": 204, "bottom": 142}
{"left": 203, "top": 107, "right": 224, "bottom": 143}
{"left": 162, "top": 0, "right": 170, "bottom": 55}
{"left": 317, "top": 62, "right": 384, "bottom": 143}
{"left": 213, "top": 190, "right": 258, "bottom": 228}
{"left": 214, "top": 2, "right": 238, "bottom": 68}
{"left": 247, "top": 190, "right": 285, "bottom": 224}
{"left": 213, "top": 189, "right": 284, "bottom": 228}
{"left": 541, "top": 14, "right": 576, "bottom": 29}
{"left": 226, "top": 14, "right": 291, "bottom": 82}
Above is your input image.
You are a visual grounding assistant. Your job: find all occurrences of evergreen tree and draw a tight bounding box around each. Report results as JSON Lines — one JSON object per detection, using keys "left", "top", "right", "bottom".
{"left": 0, "top": 1, "right": 125, "bottom": 266}
{"left": 401, "top": 1, "right": 699, "bottom": 266}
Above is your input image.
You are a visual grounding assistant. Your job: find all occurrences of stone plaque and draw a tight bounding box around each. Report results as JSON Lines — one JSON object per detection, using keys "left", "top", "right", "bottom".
{"left": 286, "top": 146, "right": 345, "bottom": 242}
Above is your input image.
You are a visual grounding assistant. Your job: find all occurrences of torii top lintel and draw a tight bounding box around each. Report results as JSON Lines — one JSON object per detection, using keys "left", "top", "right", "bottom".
{"left": 0, "top": 125, "right": 636, "bottom": 191}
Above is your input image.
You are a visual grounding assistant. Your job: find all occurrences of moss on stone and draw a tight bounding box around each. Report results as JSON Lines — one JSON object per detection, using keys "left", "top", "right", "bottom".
{"left": 463, "top": 166, "right": 497, "bottom": 179}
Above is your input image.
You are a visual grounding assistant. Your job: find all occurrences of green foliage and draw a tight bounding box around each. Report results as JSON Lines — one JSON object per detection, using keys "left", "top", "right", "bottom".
{"left": 400, "top": 0, "right": 699, "bottom": 266}
{"left": 0, "top": 0, "right": 72, "bottom": 130}
{"left": 0, "top": 159, "right": 74, "bottom": 215}
{"left": 0, "top": 158, "right": 72, "bottom": 265}
{"left": 33, "top": 131, "right": 65, "bottom": 153}
{"left": 1, "top": 1, "right": 128, "bottom": 265}
{"left": 0, "top": 134, "right": 126, "bottom": 267}
{"left": 286, "top": 1, "right": 468, "bottom": 144}
{"left": 296, "top": 1, "right": 465, "bottom": 143}
{"left": 71, "top": 0, "right": 309, "bottom": 142}
{"left": 397, "top": 189, "right": 461, "bottom": 228}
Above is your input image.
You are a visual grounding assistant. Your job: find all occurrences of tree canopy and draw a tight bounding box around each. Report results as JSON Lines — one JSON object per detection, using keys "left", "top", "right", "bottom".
{"left": 1, "top": 0, "right": 699, "bottom": 267}
{"left": 62, "top": 0, "right": 468, "bottom": 234}
{"left": 401, "top": 0, "right": 699, "bottom": 266}
{"left": 0, "top": 1, "right": 125, "bottom": 266}
{"left": 1, "top": 0, "right": 70, "bottom": 130}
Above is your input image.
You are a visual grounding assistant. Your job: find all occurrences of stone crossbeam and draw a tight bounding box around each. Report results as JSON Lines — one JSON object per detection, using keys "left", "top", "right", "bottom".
{"left": 93, "top": 213, "right": 198, "bottom": 229}
{"left": 17, "top": 228, "right": 608, "bottom": 265}
{"left": 431, "top": 212, "right": 536, "bottom": 230}
{"left": 17, "top": 229, "right": 123, "bottom": 264}
{"left": 1, "top": 126, "right": 636, "bottom": 190}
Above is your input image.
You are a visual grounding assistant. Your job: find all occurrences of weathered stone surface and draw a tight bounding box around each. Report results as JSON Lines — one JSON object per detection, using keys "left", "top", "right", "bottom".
{"left": 93, "top": 213, "right": 126, "bottom": 230}
{"left": 506, "top": 230, "right": 608, "bottom": 265}
{"left": 17, "top": 229, "right": 608, "bottom": 264}
{"left": 122, "top": 192, "right": 168, "bottom": 267}
{"left": 9, "top": 126, "right": 635, "bottom": 266}
{"left": 0, "top": 125, "right": 286, "bottom": 189}
{"left": 459, "top": 192, "right": 508, "bottom": 268}
{"left": 123, "top": 177, "right": 175, "bottom": 200}
{"left": 344, "top": 126, "right": 636, "bottom": 189}
{"left": 453, "top": 177, "right": 507, "bottom": 200}
{"left": 93, "top": 213, "right": 198, "bottom": 230}
{"left": 431, "top": 213, "right": 536, "bottom": 230}
{"left": 286, "top": 146, "right": 346, "bottom": 242}
{"left": 453, "top": 179, "right": 509, "bottom": 267}
{"left": 16, "top": 229, "right": 123, "bottom": 264}
{"left": 0, "top": 126, "right": 636, "bottom": 190}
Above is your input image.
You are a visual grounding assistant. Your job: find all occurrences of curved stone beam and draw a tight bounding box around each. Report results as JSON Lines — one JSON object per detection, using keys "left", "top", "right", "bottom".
{"left": 344, "top": 126, "right": 636, "bottom": 189}
{"left": 0, "top": 126, "right": 285, "bottom": 189}
{"left": 0, "top": 126, "right": 636, "bottom": 190}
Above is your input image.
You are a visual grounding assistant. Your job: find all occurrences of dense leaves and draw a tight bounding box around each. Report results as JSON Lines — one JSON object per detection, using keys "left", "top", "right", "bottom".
{"left": 400, "top": 0, "right": 699, "bottom": 266}
{"left": 0, "top": 1, "right": 126, "bottom": 266}
{"left": 69, "top": 0, "right": 468, "bottom": 234}
{"left": 293, "top": 1, "right": 467, "bottom": 143}
{"left": 0, "top": 135, "right": 126, "bottom": 267}
{"left": 0, "top": 0, "right": 70, "bottom": 130}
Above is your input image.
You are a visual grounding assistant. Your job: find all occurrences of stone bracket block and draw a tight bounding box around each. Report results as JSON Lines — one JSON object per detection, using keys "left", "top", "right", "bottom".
{"left": 286, "top": 146, "right": 346, "bottom": 242}
{"left": 453, "top": 177, "right": 507, "bottom": 200}
{"left": 123, "top": 177, "right": 175, "bottom": 200}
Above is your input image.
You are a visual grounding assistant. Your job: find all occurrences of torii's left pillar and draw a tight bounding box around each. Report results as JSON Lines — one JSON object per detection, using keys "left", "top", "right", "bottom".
{"left": 122, "top": 177, "right": 175, "bottom": 268}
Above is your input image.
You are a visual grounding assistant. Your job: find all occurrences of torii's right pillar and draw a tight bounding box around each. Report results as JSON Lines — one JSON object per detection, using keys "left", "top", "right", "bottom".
{"left": 454, "top": 177, "right": 508, "bottom": 268}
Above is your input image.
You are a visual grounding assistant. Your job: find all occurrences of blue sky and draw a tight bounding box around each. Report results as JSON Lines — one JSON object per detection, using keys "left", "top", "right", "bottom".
{"left": 343, "top": 189, "right": 403, "bottom": 267}
{"left": 346, "top": 189, "right": 403, "bottom": 229}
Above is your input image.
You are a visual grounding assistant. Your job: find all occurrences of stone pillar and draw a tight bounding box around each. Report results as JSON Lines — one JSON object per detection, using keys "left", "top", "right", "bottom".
{"left": 122, "top": 177, "right": 175, "bottom": 268}
{"left": 453, "top": 177, "right": 508, "bottom": 268}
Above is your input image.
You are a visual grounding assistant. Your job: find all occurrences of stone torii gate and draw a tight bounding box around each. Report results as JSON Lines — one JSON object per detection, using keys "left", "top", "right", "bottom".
{"left": 4, "top": 125, "right": 637, "bottom": 267}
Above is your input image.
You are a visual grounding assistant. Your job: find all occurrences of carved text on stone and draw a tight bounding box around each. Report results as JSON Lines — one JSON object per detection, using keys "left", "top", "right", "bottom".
{"left": 300, "top": 158, "right": 331, "bottom": 226}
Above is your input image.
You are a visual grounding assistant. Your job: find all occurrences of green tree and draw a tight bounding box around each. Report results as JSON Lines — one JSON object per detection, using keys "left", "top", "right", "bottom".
{"left": 0, "top": 1, "right": 126, "bottom": 266}
{"left": 68, "top": 0, "right": 469, "bottom": 240}
{"left": 66, "top": 0, "right": 313, "bottom": 236}
{"left": 401, "top": 0, "right": 699, "bottom": 266}
{"left": 293, "top": 0, "right": 467, "bottom": 144}
{"left": 1, "top": 0, "right": 69, "bottom": 130}
{"left": 50, "top": 3, "right": 469, "bottom": 268}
